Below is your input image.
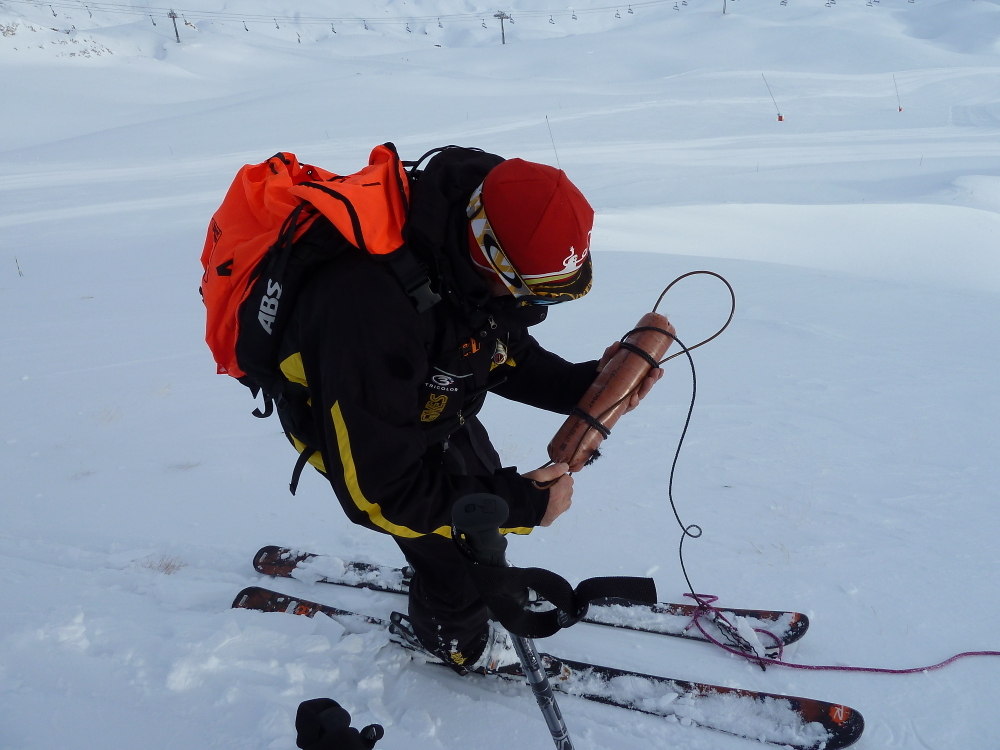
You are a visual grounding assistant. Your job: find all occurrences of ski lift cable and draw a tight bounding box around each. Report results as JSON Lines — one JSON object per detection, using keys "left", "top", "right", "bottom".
{"left": 3, "top": 0, "right": 672, "bottom": 26}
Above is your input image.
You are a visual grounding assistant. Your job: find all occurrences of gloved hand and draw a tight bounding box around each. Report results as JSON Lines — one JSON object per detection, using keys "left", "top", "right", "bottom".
{"left": 295, "top": 698, "right": 385, "bottom": 750}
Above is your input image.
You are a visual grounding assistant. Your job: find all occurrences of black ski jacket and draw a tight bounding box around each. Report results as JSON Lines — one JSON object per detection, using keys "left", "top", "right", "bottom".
{"left": 274, "top": 147, "right": 598, "bottom": 539}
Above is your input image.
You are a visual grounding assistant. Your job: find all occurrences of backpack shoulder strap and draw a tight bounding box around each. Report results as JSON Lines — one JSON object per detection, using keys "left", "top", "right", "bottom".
{"left": 290, "top": 143, "right": 441, "bottom": 313}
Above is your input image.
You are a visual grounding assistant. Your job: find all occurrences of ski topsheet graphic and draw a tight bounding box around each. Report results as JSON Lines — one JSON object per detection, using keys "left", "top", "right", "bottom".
{"left": 234, "top": 585, "right": 863, "bottom": 750}
{"left": 253, "top": 545, "right": 809, "bottom": 654}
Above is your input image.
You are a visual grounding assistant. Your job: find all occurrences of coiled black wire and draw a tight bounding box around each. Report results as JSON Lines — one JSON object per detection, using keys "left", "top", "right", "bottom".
{"left": 652, "top": 271, "right": 734, "bottom": 596}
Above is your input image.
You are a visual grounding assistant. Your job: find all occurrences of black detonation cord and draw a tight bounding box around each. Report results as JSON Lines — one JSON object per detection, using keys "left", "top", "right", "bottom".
{"left": 657, "top": 329, "right": 702, "bottom": 596}
{"left": 639, "top": 273, "right": 773, "bottom": 661}
{"left": 650, "top": 271, "right": 735, "bottom": 597}
{"left": 540, "top": 271, "right": 736, "bottom": 598}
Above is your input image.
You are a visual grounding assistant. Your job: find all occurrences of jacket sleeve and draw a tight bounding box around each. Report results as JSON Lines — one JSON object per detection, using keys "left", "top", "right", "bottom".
{"left": 293, "top": 255, "right": 549, "bottom": 539}
{"left": 492, "top": 330, "right": 598, "bottom": 415}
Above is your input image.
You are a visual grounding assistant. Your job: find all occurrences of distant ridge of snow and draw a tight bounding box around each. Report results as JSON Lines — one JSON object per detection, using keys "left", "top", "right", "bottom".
{"left": 596, "top": 202, "right": 1000, "bottom": 293}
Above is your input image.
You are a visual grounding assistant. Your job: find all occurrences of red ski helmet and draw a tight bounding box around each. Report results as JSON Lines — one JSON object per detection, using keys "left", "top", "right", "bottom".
{"left": 467, "top": 159, "right": 594, "bottom": 303}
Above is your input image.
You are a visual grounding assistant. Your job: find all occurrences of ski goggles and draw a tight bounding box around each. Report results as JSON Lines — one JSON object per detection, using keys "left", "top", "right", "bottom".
{"left": 466, "top": 183, "right": 591, "bottom": 305}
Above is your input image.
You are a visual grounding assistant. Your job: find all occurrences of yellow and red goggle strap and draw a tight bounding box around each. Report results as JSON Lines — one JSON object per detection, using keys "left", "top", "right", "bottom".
{"left": 466, "top": 182, "right": 533, "bottom": 298}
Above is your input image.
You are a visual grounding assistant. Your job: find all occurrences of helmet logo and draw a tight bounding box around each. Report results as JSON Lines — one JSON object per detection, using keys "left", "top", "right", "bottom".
{"left": 562, "top": 244, "right": 590, "bottom": 272}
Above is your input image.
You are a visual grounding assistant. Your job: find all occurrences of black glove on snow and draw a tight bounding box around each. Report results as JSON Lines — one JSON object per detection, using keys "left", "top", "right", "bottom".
{"left": 295, "top": 698, "right": 384, "bottom": 750}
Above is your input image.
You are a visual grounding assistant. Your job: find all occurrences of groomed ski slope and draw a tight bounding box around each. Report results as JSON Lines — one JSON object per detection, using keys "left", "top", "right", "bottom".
{"left": 2, "top": 0, "right": 1000, "bottom": 748}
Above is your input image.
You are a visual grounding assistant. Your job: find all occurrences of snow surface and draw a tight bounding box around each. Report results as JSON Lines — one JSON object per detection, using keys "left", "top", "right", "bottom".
{"left": 2, "top": 0, "right": 1000, "bottom": 748}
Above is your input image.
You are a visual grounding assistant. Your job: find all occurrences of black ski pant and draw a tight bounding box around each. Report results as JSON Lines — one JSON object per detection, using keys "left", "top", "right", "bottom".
{"left": 395, "top": 417, "right": 502, "bottom": 661}
{"left": 395, "top": 533, "right": 489, "bottom": 660}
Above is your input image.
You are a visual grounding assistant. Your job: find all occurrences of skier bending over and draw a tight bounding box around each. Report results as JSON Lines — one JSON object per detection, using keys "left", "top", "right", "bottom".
{"left": 273, "top": 147, "right": 660, "bottom": 671}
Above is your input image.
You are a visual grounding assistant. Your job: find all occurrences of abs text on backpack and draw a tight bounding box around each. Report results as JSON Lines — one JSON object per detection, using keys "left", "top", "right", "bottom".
{"left": 200, "top": 143, "right": 439, "bottom": 415}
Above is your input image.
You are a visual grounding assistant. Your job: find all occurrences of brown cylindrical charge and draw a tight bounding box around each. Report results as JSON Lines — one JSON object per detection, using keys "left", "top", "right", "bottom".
{"left": 547, "top": 312, "right": 674, "bottom": 472}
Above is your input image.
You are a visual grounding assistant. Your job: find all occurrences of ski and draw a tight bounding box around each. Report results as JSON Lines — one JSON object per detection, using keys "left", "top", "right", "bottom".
{"left": 252, "top": 546, "right": 809, "bottom": 653}
{"left": 233, "top": 586, "right": 863, "bottom": 750}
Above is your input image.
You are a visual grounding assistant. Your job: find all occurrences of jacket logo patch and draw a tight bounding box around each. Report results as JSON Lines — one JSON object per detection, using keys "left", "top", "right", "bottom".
{"left": 431, "top": 374, "right": 455, "bottom": 387}
{"left": 562, "top": 243, "right": 589, "bottom": 272}
{"left": 420, "top": 394, "right": 448, "bottom": 422}
{"left": 211, "top": 219, "right": 223, "bottom": 247}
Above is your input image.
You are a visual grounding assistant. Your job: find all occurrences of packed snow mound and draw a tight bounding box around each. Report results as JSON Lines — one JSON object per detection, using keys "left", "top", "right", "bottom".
{"left": 900, "top": 0, "right": 1000, "bottom": 54}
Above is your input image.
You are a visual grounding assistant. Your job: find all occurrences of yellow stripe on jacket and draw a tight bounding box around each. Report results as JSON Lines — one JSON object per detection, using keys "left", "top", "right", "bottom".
{"left": 330, "top": 401, "right": 452, "bottom": 538}
{"left": 330, "top": 401, "right": 533, "bottom": 539}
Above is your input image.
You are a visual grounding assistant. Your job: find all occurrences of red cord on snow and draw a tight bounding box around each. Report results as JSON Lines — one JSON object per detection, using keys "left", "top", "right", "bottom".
{"left": 686, "top": 593, "right": 1000, "bottom": 674}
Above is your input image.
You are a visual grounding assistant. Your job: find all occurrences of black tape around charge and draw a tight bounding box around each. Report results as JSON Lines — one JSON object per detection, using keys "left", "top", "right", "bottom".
{"left": 465, "top": 563, "right": 657, "bottom": 640}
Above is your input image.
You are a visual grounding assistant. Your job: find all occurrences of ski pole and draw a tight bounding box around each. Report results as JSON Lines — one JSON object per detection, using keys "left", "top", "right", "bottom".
{"left": 452, "top": 495, "right": 574, "bottom": 750}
